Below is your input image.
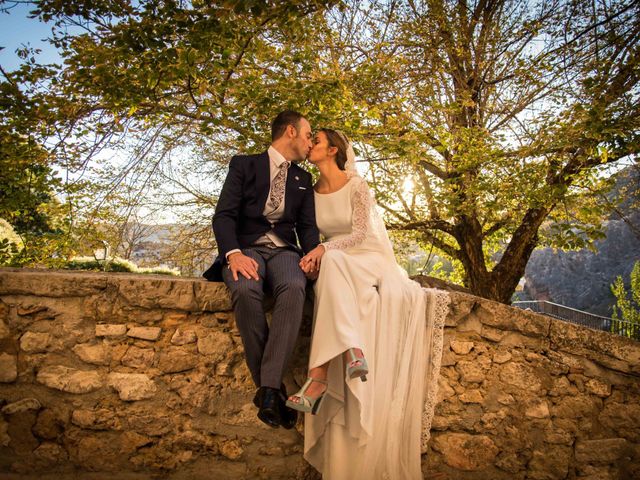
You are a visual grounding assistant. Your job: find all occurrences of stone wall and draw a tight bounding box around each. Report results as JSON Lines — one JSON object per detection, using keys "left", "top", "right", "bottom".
{"left": 0, "top": 268, "right": 639, "bottom": 479}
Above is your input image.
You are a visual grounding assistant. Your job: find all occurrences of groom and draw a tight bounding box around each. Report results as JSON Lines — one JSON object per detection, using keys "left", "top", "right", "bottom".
{"left": 203, "top": 110, "right": 320, "bottom": 429}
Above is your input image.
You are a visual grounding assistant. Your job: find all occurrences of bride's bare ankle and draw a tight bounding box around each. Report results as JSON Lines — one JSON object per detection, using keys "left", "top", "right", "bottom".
{"left": 309, "top": 365, "right": 328, "bottom": 381}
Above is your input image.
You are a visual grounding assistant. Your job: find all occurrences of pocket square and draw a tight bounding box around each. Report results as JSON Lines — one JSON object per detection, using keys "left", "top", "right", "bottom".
{"left": 298, "top": 186, "right": 307, "bottom": 190}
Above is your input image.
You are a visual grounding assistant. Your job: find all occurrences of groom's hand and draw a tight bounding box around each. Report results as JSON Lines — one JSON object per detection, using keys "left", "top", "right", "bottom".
{"left": 299, "top": 245, "right": 325, "bottom": 274}
{"left": 227, "top": 252, "right": 259, "bottom": 281}
{"left": 299, "top": 254, "right": 317, "bottom": 279}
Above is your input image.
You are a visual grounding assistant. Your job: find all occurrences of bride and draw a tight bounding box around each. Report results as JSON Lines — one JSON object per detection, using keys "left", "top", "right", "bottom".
{"left": 287, "top": 128, "right": 449, "bottom": 479}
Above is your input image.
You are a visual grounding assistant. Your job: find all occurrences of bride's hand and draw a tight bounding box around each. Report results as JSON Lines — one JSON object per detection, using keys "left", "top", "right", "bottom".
{"left": 299, "top": 245, "right": 326, "bottom": 272}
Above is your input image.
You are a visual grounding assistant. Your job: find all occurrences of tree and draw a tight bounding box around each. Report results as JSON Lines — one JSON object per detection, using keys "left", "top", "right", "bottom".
{"left": 610, "top": 261, "right": 640, "bottom": 339}
{"left": 0, "top": 54, "right": 61, "bottom": 235}
{"left": 327, "top": 0, "right": 640, "bottom": 302}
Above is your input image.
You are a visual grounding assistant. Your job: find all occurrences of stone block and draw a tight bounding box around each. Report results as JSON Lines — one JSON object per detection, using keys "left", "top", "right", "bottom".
{"left": 158, "top": 347, "right": 199, "bottom": 373}
{"left": 120, "top": 430, "right": 153, "bottom": 453}
{"left": 36, "top": 365, "right": 103, "bottom": 394}
{"left": 440, "top": 293, "right": 473, "bottom": 325}
{"left": 72, "top": 342, "right": 110, "bottom": 365}
{"left": 127, "top": 326, "right": 162, "bottom": 341}
{"left": 497, "top": 392, "right": 515, "bottom": 406}
{"left": 194, "top": 281, "right": 232, "bottom": 312}
{"left": 219, "top": 438, "right": 243, "bottom": 461}
{"left": 525, "top": 399, "right": 550, "bottom": 418}
{"left": 33, "top": 409, "right": 65, "bottom": 440}
{"left": 576, "top": 465, "right": 615, "bottom": 480}
{"left": 450, "top": 340, "right": 474, "bottom": 355}
{"left": 481, "top": 304, "right": 551, "bottom": 338}
{"left": 544, "top": 426, "right": 574, "bottom": 445}
{"left": 171, "top": 327, "right": 197, "bottom": 345}
{"left": 95, "top": 323, "right": 127, "bottom": 337}
{"left": 551, "top": 395, "right": 600, "bottom": 420}
{"left": 0, "top": 318, "right": 10, "bottom": 339}
{"left": 480, "top": 409, "right": 508, "bottom": 430}
{"left": 436, "top": 376, "right": 455, "bottom": 403}
{"left": 198, "top": 313, "right": 219, "bottom": 328}
{"left": 457, "top": 314, "right": 483, "bottom": 335}
{"left": 549, "top": 376, "right": 579, "bottom": 397}
{"left": 71, "top": 408, "right": 122, "bottom": 430}
{"left": 456, "top": 360, "right": 485, "bottom": 383}
{"left": 499, "top": 331, "right": 548, "bottom": 350}
{"left": 173, "top": 429, "right": 216, "bottom": 451}
{"left": 215, "top": 360, "right": 234, "bottom": 376}
{"left": 431, "top": 433, "right": 499, "bottom": 471}
{"left": 481, "top": 325, "right": 506, "bottom": 342}
{"left": 440, "top": 348, "right": 457, "bottom": 367}
{"left": 459, "top": 390, "right": 484, "bottom": 404}
{"left": 197, "top": 330, "right": 234, "bottom": 359}
{"left": 19, "top": 331, "right": 50, "bottom": 353}
{"left": 527, "top": 446, "right": 571, "bottom": 480}
{"left": 125, "top": 407, "right": 173, "bottom": 436}
{"left": 116, "top": 276, "right": 197, "bottom": 310}
{"left": 0, "top": 418, "right": 8, "bottom": 447}
{"left": 1, "top": 398, "right": 42, "bottom": 415}
{"left": 33, "top": 442, "right": 68, "bottom": 464}
{"left": 0, "top": 352, "right": 17, "bottom": 382}
{"left": 499, "top": 361, "right": 543, "bottom": 392}
{"left": 495, "top": 452, "right": 525, "bottom": 474}
{"left": 550, "top": 320, "right": 639, "bottom": 368}
{"left": 586, "top": 378, "right": 612, "bottom": 398}
{"left": 163, "top": 312, "right": 188, "bottom": 326}
{"left": 121, "top": 345, "right": 155, "bottom": 369}
{"left": 0, "top": 269, "right": 107, "bottom": 297}
{"left": 599, "top": 403, "right": 640, "bottom": 442}
{"left": 107, "top": 373, "right": 157, "bottom": 401}
{"left": 493, "top": 350, "right": 512, "bottom": 364}
{"left": 73, "top": 435, "right": 122, "bottom": 472}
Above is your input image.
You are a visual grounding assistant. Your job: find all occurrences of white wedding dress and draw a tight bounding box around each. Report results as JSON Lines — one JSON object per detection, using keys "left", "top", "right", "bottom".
{"left": 304, "top": 171, "right": 449, "bottom": 479}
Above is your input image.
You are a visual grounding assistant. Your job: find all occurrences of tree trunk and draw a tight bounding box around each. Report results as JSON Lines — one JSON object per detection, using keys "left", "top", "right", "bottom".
{"left": 455, "top": 208, "right": 550, "bottom": 304}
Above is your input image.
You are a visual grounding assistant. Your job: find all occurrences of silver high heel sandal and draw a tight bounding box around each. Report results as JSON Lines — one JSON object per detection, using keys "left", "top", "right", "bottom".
{"left": 285, "top": 377, "right": 328, "bottom": 414}
{"left": 346, "top": 348, "right": 368, "bottom": 382}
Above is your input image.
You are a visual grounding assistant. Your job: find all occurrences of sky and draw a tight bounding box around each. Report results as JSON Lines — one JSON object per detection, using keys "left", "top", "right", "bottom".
{"left": 0, "top": 2, "right": 62, "bottom": 72}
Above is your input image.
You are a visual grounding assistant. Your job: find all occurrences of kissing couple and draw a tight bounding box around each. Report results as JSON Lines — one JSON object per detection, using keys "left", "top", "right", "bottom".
{"left": 203, "top": 110, "right": 449, "bottom": 479}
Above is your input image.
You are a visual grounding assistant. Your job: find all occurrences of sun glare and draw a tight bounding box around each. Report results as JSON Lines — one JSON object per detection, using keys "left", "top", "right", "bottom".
{"left": 402, "top": 177, "right": 414, "bottom": 197}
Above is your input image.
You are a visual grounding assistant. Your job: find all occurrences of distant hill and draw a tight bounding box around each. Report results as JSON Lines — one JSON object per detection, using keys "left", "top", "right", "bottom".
{"left": 522, "top": 166, "right": 640, "bottom": 316}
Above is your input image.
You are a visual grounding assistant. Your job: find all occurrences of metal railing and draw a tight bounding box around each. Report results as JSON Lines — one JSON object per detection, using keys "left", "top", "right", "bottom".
{"left": 512, "top": 300, "right": 640, "bottom": 340}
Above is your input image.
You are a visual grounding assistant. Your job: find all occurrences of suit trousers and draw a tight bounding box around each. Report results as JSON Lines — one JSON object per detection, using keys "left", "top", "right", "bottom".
{"left": 222, "top": 246, "right": 307, "bottom": 389}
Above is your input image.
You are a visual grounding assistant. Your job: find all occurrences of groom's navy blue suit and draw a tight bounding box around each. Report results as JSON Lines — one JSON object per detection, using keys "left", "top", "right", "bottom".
{"left": 203, "top": 151, "right": 319, "bottom": 281}
{"left": 203, "top": 150, "right": 319, "bottom": 430}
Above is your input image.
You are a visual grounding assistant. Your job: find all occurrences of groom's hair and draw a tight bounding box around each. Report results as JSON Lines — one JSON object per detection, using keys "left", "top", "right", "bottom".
{"left": 271, "top": 110, "right": 305, "bottom": 141}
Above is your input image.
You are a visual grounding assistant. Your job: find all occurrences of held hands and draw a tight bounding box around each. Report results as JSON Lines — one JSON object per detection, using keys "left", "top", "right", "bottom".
{"left": 299, "top": 245, "right": 326, "bottom": 279}
{"left": 227, "top": 252, "right": 259, "bottom": 281}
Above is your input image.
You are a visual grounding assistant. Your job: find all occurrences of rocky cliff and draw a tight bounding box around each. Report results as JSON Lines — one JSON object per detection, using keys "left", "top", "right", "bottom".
{"left": 523, "top": 167, "right": 640, "bottom": 315}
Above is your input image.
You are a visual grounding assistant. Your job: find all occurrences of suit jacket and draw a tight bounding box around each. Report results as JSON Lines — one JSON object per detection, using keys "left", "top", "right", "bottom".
{"left": 203, "top": 151, "right": 320, "bottom": 281}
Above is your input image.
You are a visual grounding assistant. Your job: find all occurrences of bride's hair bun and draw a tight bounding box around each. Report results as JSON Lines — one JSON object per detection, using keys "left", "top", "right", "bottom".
{"left": 336, "top": 130, "right": 350, "bottom": 146}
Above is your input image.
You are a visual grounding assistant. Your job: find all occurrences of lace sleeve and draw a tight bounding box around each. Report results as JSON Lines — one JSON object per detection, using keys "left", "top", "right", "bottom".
{"left": 322, "top": 177, "right": 372, "bottom": 251}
